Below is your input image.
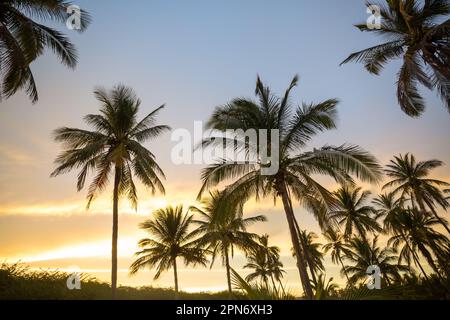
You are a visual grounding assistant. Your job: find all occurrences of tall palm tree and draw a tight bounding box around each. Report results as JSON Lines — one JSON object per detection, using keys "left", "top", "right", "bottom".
{"left": 387, "top": 208, "right": 450, "bottom": 279}
{"left": 383, "top": 153, "right": 450, "bottom": 234}
{"left": 198, "top": 75, "right": 383, "bottom": 299}
{"left": 51, "top": 85, "right": 170, "bottom": 298}
{"left": 293, "top": 230, "right": 325, "bottom": 283}
{"left": 322, "top": 227, "right": 352, "bottom": 283}
{"left": 344, "top": 236, "right": 409, "bottom": 286}
{"left": 189, "top": 191, "right": 266, "bottom": 296}
{"left": 0, "top": 0, "right": 90, "bottom": 103}
{"left": 341, "top": 0, "right": 450, "bottom": 117}
{"left": 329, "top": 187, "right": 382, "bottom": 240}
{"left": 129, "top": 206, "right": 207, "bottom": 298}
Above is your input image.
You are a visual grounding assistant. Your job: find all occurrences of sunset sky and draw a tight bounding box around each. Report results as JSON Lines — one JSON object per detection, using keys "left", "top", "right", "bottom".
{"left": 0, "top": 0, "right": 449, "bottom": 293}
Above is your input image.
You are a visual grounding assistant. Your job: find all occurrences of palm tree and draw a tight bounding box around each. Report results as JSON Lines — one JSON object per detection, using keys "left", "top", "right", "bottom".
{"left": 329, "top": 187, "right": 382, "bottom": 240}
{"left": 372, "top": 192, "right": 404, "bottom": 221}
{"left": 383, "top": 153, "right": 450, "bottom": 234}
{"left": 0, "top": 0, "right": 90, "bottom": 103}
{"left": 293, "top": 230, "right": 324, "bottom": 283}
{"left": 257, "top": 235, "right": 286, "bottom": 292}
{"left": 51, "top": 85, "right": 170, "bottom": 298}
{"left": 198, "top": 75, "right": 383, "bottom": 299}
{"left": 387, "top": 208, "right": 450, "bottom": 279}
{"left": 244, "top": 235, "right": 285, "bottom": 292}
{"left": 341, "top": 0, "right": 450, "bottom": 117}
{"left": 190, "top": 191, "right": 266, "bottom": 296}
{"left": 244, "top": 248, "right": 272, "bottom": 289}
{"left": 129, "top": 206, "right": 207, "bottom": 298}
{"left": 344, "top": 236, "right": 409, "bottom": 286}
{"left": 322, "top": 228, "right": 352, "bottom": 283}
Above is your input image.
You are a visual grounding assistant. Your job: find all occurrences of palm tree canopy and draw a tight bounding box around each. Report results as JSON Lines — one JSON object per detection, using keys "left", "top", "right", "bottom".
{"left": 51, "top": 85, "right": 170, "bottom": 209}
{"left": 322, "top": 227, "right": 352, "bottom": 265}
{"left": 199, "top": 76, "right": 383, "bottom": 223}
{"left": 130, "top": 206, "right": 207, "bottom": 279}
{"left": 344, "top": 236, "right": 409, "bottom": 284}
{"left": 294, "top": 230, "right": 325, "bottom": 274}
{"left": 244, "top": 235, "right": 285, "bottom": 284}
{"left": 383, "top": 153, "right": 450, "bottom": 210}
{"left": 387, "top": 208, "right": 450, "bottom": 267}
{"left": 341, "top": 0, "right": 450, "bottom": 116}
{"left": 190, "top": 191, "right": 267, "bottom": 267}
{"left": 0, "top": 0, "right": 91, "bottom": 102}
{"left": 330, "top": 187, "right": 382, "bottom": 239}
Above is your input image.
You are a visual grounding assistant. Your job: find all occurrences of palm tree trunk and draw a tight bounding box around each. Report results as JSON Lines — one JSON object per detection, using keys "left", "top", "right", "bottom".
{"left": 338, "top": 255, "right": 351, "bottom": 285}
{"left": 292, "top": 215, "right": 317, "bottom": 284}
{"left": 417, "top": 243, "right": 444, "bottom": 280}
{"left": 401, "top": 233, "right": 429, "bottom": 280}
{"left": 278, "top": 181, "right": 313, "bottom": 300}
{"left": 111, "top": 166, "right": 120, "bottom": 299}
{"left": 173, "top": 257, "right": 179, "bottom": 299}
{"left": 270, "top": 275, "right": 278, "bottom": 294}
{"left": 224, "top": 247, "right": 232, "bottom": 298}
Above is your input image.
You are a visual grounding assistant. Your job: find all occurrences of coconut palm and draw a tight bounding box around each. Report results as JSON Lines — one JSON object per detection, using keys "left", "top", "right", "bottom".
{"left": 341, "top": 0, "right": 450, "bottom": 117}
{"left": 0, "top": 0, "right": 90, "bottom": 103}
{"left": 245, "top": 235, "right": 285, "bottom": 291}
{"left": 189, "top": 191, "right": 266, "bottom": 296}
{"left": 322, "top": 228, "right": 352, "bottom": 283}
{"left": 387, "top": 208, "right": 450, "bottom": 279}
{"left": 129, "top": 206, "right": 207, "bottom": 298}
{"left": 293, "top": 230, "right": 324, "bottom": 283}
{"left": 372, "top": 192, "right": 404, "bottom": 222}
{"left": 244, "top": 248, "right": 272, "bottom": 289}
{"left": 383, "top": 153, "right": 450, "bottom": 234}
{"left": 258, "top": 235, "right": 286, "bottom": 291}
{"left": 198, "top": 75, "right": 383, "bottom": 299}
{"left": 344, "top": 236, "right": 409, "bottom": 286}
{"left": 329, "top": 187, "right": 382, "bottom": 240}
{"left": 51, "top": 85, "right": 170, "bottom": 298}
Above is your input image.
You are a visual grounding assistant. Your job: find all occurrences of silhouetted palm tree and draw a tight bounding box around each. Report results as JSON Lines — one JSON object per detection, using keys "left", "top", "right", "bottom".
{"left": 245, "top": 235, "right": 285, "bottom": 292}
{"left": 190, "top": 191, "right": 266, "bottom": 296}
{"left": 373, "top": 192, "right": 404, "bottom": 222}
{"left": 51, "top": 85, "right": 170, "bottom": 298}
{"left": 198, "top": 75, "right": 382, "bottom": 299}
{"left": 387, "top": 208, "right": 450, "bottom": 279}
{"left": 384, "top": 153, "right": 450, "bottom": 234}
{"left": 344, "top": 236, "right": 409, "bottom": 286}
{"left": 293, "top": 230, "right": 324, "bottom": 283}
{"left": 322, "top": 228, "right": 352, "bottom": 283}
{"left": 129, "top": 206, "right": 207, "bottom": 298}
{"left": 341, "top": 0, "right": 450, "bottom": 117}
{"left": 0, "top": 0, "right": 90, "bottom": 102}
{"left": 330, "top": 187, "right": 382, "bottom": 240}
{"left": 244, "top": 248, "right": 272, "bottom": 289}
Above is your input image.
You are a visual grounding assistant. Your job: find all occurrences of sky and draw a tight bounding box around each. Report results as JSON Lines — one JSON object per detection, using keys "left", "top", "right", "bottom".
{"left": 0, "top": 0, "right": 449, "bottom": 293}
